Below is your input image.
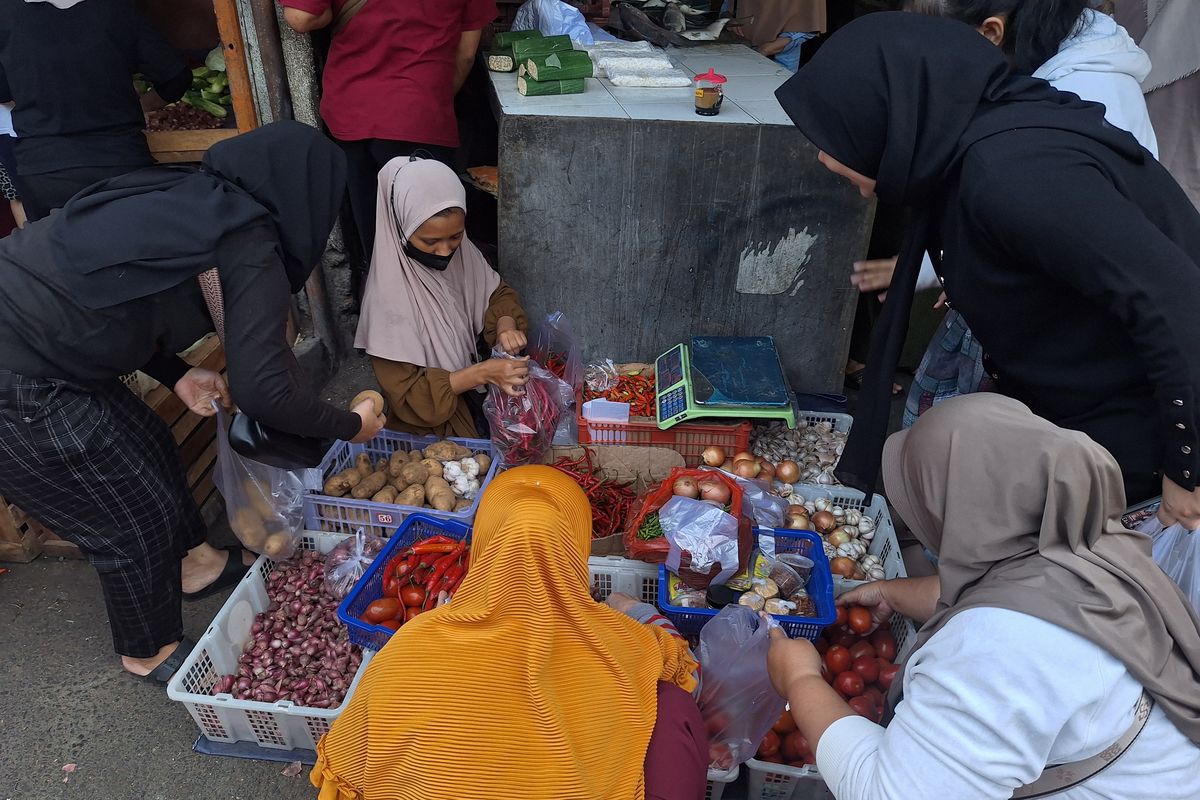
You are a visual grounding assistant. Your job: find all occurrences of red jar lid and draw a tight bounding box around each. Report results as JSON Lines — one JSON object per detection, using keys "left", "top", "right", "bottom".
{"left": 693, "top": 68, "right": 728, "bottom": 84}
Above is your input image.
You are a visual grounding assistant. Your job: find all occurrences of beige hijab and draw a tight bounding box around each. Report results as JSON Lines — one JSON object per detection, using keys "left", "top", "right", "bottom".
{"left": 883, "top": 393, "right": 1200, "bottom": 743}
{"left": 354, "top": 158, "right": 500, "bottom": 370}
{"left": 736, "top": 0, "right": 826, "bottom": 47}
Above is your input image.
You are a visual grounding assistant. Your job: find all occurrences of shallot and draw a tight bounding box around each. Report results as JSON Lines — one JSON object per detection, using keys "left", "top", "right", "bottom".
{"left": 212, "top": 548, "right": 362, "bottom": 708}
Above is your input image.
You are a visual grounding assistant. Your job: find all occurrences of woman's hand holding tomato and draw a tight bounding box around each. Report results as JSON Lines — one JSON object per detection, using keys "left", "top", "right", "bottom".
{"left": 837, "top": 582, "right": 896, "bottom": 635}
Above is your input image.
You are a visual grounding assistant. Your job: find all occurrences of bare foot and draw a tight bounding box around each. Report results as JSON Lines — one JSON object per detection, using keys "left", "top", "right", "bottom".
{"left": 122, "top": 640, "right": 182, "bottom": 677}
{"left": 846, "top": 360, "right": 903, "bottom": 395}
{"left": 181, "top": 542, "right": 254, "bottom": 595}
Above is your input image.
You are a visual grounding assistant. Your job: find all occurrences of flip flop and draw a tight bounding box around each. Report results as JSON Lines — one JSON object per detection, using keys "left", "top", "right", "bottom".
{"left": 182, "top": 545, "right": 251, "bottom": 602}
{"left": 139, "top": 636, "right": 195, "bottom": 685}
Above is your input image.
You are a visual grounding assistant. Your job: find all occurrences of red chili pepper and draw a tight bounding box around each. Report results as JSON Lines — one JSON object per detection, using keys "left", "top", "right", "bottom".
{"left": 424, "top": 548, "right": 461, "bottom": 594}
{"left": 414, "top": 535, "right": 454, "bottom": 547}
{"left": 411, "top": 542, "right": 458, "bottom": 555}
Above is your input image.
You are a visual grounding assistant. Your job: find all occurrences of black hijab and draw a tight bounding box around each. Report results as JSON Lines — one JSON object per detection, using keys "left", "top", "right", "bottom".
{"left": 774, "top": 11, "right": 1142, "bottom": 495}
{"left": 49, "top": 120, "right": 346, "bottom": 309}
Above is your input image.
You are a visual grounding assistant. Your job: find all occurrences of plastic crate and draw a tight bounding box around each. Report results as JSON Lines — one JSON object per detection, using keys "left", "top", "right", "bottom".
{"left": 786, "top": 484, "right": 904, "bottom": 594}
{"left": 706, "top": 765, "right": 740, "bottom": 800}
{"left": 166, "top": 531, "right": 373, "bottom": 751}
{"left": 744, "top": 760, "right": 833, "bottom": 800}
{"left": 588, "top": 555, "right": 661, "bottom": 603}
{"left": 577, "top": 390, "right": 752, "bottom": 467}
{"left": 340, "top": 514, "right": 471, "bottom": 651}
{"left": 752, "top": 412, "right": 853, "bottom": 484}
{"left": 305, "top": 431, "right": 500, "bottom": 538}
{"left": 657, "top": 529, "right": 837, "bottom": 639}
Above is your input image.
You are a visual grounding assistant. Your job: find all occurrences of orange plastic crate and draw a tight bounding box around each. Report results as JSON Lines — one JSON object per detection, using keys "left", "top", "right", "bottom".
{"left": 576, "top": 390, "right": 752, "bottom": 466}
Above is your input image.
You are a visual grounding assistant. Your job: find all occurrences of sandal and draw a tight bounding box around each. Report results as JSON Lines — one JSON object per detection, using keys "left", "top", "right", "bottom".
{"left": 182, "top": 545, "right": 252, "bottom": 602}
{"left": 139, "top": 636, "right": 196, "bottom": 685}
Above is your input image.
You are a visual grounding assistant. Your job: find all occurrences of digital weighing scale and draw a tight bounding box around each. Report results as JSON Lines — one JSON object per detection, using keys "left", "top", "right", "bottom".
{"left": 654, "top": 336, "right": 798, "bottom": 430}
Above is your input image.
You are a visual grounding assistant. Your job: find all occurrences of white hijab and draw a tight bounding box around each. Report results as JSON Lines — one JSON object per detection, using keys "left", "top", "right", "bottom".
{"left": 23, "top": 0, "right": 88, "bottom": 8}
{"left": 354, "top": 158, "right": 500, "bottom": 371}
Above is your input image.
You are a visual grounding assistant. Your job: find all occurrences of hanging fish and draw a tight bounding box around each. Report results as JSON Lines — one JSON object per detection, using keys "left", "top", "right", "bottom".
{"left": 677, "top": 3, "right": 707, "bottom": 15}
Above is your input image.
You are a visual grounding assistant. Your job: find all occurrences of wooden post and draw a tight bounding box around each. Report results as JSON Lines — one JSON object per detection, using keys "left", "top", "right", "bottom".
{"left": 213, "top": 0, "right": 260, "bottom": 133}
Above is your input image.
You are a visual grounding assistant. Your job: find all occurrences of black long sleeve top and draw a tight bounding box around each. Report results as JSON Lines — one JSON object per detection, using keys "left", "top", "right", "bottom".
{"left": 937, "top": 128, "right": 1200, "bottom": 496}
{"left": 0, "top": 0, "right": 190, "bottom": 175}
{"left": 0, "top": 221, "right": 361, "bottom": 442}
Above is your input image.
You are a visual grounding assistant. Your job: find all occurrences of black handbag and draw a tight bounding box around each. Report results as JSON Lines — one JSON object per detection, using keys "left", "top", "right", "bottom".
{"left": 199, "top": 269, "right": 333, "bottom": 470}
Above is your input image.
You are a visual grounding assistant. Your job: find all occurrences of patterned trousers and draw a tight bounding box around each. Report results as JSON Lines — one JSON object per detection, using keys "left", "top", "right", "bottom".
{"left": 0, "top": 371, "right": 207, "bottom": 657}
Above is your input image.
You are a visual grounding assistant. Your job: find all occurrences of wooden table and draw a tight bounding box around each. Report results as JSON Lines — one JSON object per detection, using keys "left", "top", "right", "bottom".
{"left": 488, "top": 44, "right": 872, "bottom": 391}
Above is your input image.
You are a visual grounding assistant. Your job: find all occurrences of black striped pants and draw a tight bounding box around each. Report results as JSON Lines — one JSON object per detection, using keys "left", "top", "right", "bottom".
{"left": 0, "top": 371, "right": 207, "bottom": 657}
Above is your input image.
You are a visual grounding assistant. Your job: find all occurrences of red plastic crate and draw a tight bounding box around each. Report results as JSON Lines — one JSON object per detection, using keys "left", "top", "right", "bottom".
{"left": 576, "top": 391, "right": 752, "bottom": 466}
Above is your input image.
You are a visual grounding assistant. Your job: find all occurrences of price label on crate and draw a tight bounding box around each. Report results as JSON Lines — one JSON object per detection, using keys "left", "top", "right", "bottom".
{"left": 374, "top": 511, "right": 397, "bottom": 527}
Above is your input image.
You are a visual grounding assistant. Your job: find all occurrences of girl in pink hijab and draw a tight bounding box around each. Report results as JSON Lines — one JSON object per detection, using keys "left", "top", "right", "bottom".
{"left": 355, "top": 157, "right": 529, "bottom": 438}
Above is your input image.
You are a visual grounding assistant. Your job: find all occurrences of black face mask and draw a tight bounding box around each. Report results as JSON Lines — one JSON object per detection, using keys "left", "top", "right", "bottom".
{"left": 404, "top": 240, "right": 456, "bottom": 271}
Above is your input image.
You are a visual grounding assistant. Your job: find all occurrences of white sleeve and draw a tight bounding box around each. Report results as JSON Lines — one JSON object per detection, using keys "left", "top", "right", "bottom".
{"left": 815, "top": 609, "right": 1099, "bottom": 800}
{"left": 914, "top": 251, "right": 940, "bottom": 292}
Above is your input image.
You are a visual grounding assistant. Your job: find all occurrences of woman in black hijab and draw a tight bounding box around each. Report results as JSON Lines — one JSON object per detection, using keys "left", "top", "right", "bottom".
{"left": 775, "top": 12, "right": 1200, "bottom": 527}
{"left": 0, "top": 121, "right": 385, "bottom": 681}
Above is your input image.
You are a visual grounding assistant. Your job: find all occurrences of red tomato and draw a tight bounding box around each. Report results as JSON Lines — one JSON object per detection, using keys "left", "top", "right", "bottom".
{"left": 378, "top": 618, "right": 401, "bottom": 631}
{"left": 871, "top": 630, "right": 898, "bottom": 661}
{"left": 862, "top": 686, "right": 885, "bottom": 709}
{"left": 404, "top": 606, "right": 422, "bottom": 622}
{"left": 878, "top": 663, "right": 901, "bottom": 691}
{"left": 847, "top": 695, "right": 875, "bottom": 719}
{"left": 831, "top": 629, "right": 860, "bottom": 649}
{"left": 847, "top": 607, "right": 873, "bottom": 635}
{"left": 782, "top": 731, "right": 810, "bottom": 762}
{"left": 834, "top": 606, "right": 848, "bottom": 628}
{"left": 824, "top": 645, "right": 852, "bottom": 675}
{"left": 773, "top": 709, "right": 797, "bottom": 735}
{"left": 757, "top": 730, "right": 781, "bottom": 759}
{"left": 848, "top": 641, "right": 876, "bottom": 661}
{"left": 363, "top": 597, "right": 401, "bottom": 624}
{"left": 834, "top": 671, "right": 865, "bottom": 698}
{"left": 709, "top": 743, "right": 734, "bottom": 770}
{"left": 400, "top": 585, "right": 426, "bottom": 608}
{"left": 852, "top": 656, "right": 879, "bottom": 684}
{"left": 383, "top": 576, "right": 398, "bottom": 597}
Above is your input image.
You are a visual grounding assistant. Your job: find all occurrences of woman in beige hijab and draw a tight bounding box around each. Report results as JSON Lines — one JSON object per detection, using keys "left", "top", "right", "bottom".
{"left": 731, "top": 0, "right": 825, "bottom": 71}
{"left": 766, "top": 393, "right": 1200, "bottom": 799}
{"left": 355, "top": 158, "right": 529, "bottom": 438}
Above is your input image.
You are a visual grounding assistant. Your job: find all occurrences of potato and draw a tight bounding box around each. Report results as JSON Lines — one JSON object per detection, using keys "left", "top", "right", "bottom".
{"left": 232, "top": 507, "right": 267, "bottom": 548}
{"left": 429, "top": 491, "right": 456, "bottom": 512}
{"left": 474, "top": 453, "right": 492, "bottom": 473}
{"left": 390, "top": 475, "right": 410, "bottom": 492}
{"left": 400, "top": 462, "right": 429, "bottom": 485}
{"left": 323, "top": 474, "right": 352, "bottom": 497}
{"left": 372, "top": 485, "right": 399, "bottom": 504}
{"left": 262, "top": 531, "right": 293, "bottom": 559}
{"left": 355, "top": 452, "right": 374, "bottom": 478}
{"left": 340, "top": 468, "right": 363, "bottom": 488}
{"left": 396, "top": 485, "right": 425, "bottom": 507}
{"left": 423, "top": 440, "right": 467, "bottom": 461}
{"left": 351, "top": 389, "right": 386, "bottom": 416}
{"left": 452, "top": 498, "right": 472, "bottom": 512}
{"left": 243, "top": 478, "right": 275, "bottom": 519}
{"left": 420, "top": 458, "right": 444, "bottom": 478}
{"left": 375, "top": 457, "right": 388, "bottom": 473}
{"left": 351, "top": 471, "right": 388, "bottom": 499}
{"left": 388, "top": 449, "right": 409, "bottom": 478}
{"left": 408, "top": 449, "right": 423, "bottom": 463}
{"left": 425, "top": 475, "right": 451, "bottom": 495}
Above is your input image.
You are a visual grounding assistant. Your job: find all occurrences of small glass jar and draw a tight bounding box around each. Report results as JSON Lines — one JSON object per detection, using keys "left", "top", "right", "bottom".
{"left": 693, "top": 68, "right": 727, "bottom": 117}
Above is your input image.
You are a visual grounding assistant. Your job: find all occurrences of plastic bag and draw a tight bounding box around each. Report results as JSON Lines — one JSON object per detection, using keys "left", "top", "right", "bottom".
{"left": 323, "top": 528, "right": 387, "bottom": 600}
{"left": 213, "top": 406, "right": 321, "bottom": 560}
{"left": 625, "top": 468, "right": 745, "bottom": 564}
{"left": 717, "top": 469, "right": 789, "bottom": 529}
{"left": 528, "top": 311, "right": 583, "bottom": 446}
{"left": 1135, "top": 510, "right": 1200, "bottom": 612}
{"left": 584, "top": 359, "right": 620, "bottom": 394}
{"left": 512, "top": 0, "right": 595, "bottom": 43}
{"left": 483, "top": 350, "right": 572, "bottom": 466}
{"left": 662, "top": 496, "right": 741, "bottom": 586}
{"left": 698, "top": 606, "right": 786, "bottom": 770}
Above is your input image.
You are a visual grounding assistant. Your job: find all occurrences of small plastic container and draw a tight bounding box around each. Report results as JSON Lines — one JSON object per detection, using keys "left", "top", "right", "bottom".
{"left": 583, "top": 398, "right": 631, "bottom": 443}
{"left": 694, "top": 68, "right": 727, "bottom": 116}
{"left": 778, "top": 553, "right": 814, "bottom": 584}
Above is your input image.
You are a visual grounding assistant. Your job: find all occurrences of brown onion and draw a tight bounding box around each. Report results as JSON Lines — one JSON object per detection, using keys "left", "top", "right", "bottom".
{"left": 701, "top": 446, "right": 727, "bottom": 467}
{"left": 720, "top": 459, "right": 735, "bottom": 473}
{"left": 811, "top": 510, "right": 837, "bottom": 533}
{"left": 673, "top": 477, "right": 700, "bottom": 499}
{"left": 733, "top": 451, "right": 756, "bottom": 465}
{"left": 758, "top": 462, "right": 776, "bottom": 482}
{"left": 830, "top": 556, "right": 857, "bottom": 577}
{"left": 734, "top": 460, "right": 761, "bottom": 479}
{"left": 776, "top": 460, "right": 800, "bottom": 484}
{"left": 699, "top": 480, "right": 732, "bottom": 505}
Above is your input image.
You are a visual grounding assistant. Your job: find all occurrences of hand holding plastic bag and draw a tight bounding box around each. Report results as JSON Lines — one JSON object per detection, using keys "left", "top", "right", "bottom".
{"left": 483, "top": 350, "right": 572, "bottom": 466}
{"left": 662, "top": 496, "right": 741, "bottom": 586}
{"left": 213, "top": 405, "right": 321, "bottom": 560}
{"left": 698, "top": 606, "right": 786, "bottom": 769}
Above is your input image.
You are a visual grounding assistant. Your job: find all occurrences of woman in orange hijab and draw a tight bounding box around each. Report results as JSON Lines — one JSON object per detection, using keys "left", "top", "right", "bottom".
{"left": 312, "top": 465, "right": 706, "bottom": 800}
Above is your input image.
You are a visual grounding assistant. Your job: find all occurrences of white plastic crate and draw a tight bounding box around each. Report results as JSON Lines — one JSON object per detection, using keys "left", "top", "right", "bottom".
{"left": 588, "top": 555, "right": 660, "bottom": 603}
{"left": 745, "top": 759, "right": 833, "bottom": 800}
{"left": 706, "top": 765, "right": 739, "bottom": 799}
{"left": 167, "top": 531, "right": 372, "bottom": 751}
{"left": 785, "top": 484, "right": 905, "bottom": 594}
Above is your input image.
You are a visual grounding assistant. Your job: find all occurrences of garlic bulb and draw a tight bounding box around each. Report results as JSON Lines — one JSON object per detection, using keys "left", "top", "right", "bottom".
{"left": 823, "top": 541, "right": 837, "bottom": 559}
{"left": 814, "top": 497, "right": 830, "bottom": 512}
{"left": 866, "top": 566, "right": 886, "bottom": 581}
{"left": 836, "top": 540, "right": 866, "bottom": 559}
{"left": 832, "top": 505, "right": 846, "bottom": 520}
{"left": 775, "top": 482, "right": 794, "bottom": 498}
{"left": 845, "top": 509, "right": 862, "bottom": 526}
{"left": 858, "top": 516, "right": 875, "bottom": 534}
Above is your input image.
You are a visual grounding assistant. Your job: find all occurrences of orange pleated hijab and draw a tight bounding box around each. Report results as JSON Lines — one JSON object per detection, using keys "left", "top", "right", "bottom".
{"left": 312, "top": 465, "right": 698, "bottom": 800}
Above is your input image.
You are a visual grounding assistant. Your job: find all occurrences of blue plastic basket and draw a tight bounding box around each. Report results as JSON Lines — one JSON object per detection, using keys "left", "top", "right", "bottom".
{"left": 304, "top": 431, "right": 499, "bottom": 539}
{"left": 656, "top": 529, "right": 837, "bottom": 639}
{"left": 338, "top": 514, "right": 471, "bottom": 651}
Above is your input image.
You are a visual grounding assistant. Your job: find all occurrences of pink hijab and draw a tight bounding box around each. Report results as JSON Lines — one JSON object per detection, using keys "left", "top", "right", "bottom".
{"left": 354, "top": 158, "right": 500, "bottom": 370}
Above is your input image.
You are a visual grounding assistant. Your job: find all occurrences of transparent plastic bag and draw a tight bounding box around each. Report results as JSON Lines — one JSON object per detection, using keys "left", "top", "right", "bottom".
{"left": 528, "top": 311, "right": 583, "bottom": 446}
{"left": 715, "top": 469, "right": 789, "bottom": 529}
{"left": 213, "top": 405, "right": 321, "bottom": 560}
{"left": 661, "top": 496, "right": 741, "bottom": 586}
{"left": 512, "top": 0, "right": 595, "bottom": 43}
{"left": 698, "top": 606, "right": 786, "bottom": 769}
{"left": 1137, "top": 512, "right": 1200, "bottom": 612}
{"left": 483, "top": 350, "right": 572, "bottom": 466}
{"left": 584, "top": 359, "right": 619, "bottom": 394}
{"left": 323, "top": 528, "right": 387, "bottom": 600}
